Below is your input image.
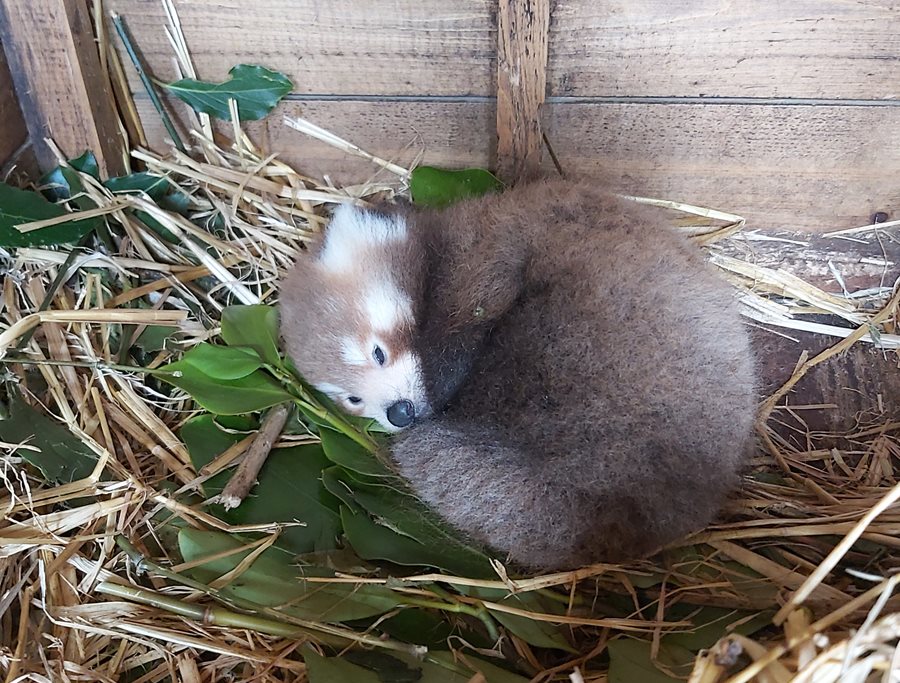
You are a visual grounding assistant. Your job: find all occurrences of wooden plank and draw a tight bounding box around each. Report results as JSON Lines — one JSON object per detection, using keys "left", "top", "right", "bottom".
{"left": 0, "top": 0, "right": 126, "bottom": 175}
{"left": 106, "top": 0, "right": 495, "bottom": 97}
{"left": 0, "top": 46, "right": 27, "bottom": 166}
{"left": 496, "top": 0, "right": 550, "bottom": 183}
{"left": 542, "top": 102, "right": 900, "bottom": 231}
{"left": 549, "top": 1, "right": 900, "bottom": 99}
{"left": 136, "top": 97, "right": 496, "bottom": 182}
{"left": 136, "top": 98, "right": 900, "bottom": 232}
{"left": 719, "top": 231, "right": 900, "bottom": 297}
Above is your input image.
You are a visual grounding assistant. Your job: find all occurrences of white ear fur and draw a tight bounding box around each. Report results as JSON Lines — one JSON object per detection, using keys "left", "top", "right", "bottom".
{"left": 318, "top": 204, "right": 407, "bottom": 273}
{"left": 364, "top": 279, "right": 414, "bottom": 331}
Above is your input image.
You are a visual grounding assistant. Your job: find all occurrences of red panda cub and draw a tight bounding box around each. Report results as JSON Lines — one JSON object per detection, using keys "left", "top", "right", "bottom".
{"left": 279, "top": 178, "right": 757, "bottom": 571}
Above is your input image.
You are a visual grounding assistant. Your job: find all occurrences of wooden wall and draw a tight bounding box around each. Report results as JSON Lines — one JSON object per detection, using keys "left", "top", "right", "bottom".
{"left": 106, "top": 0, "right": 900, "bottom": 231}
{"left": 0, "top": 46, "right": 30, "bottom": 175}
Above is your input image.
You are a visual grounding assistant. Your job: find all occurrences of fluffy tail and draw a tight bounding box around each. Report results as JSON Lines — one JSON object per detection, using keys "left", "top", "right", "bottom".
{"left": 389, "top": 421, "right": 717, "bottom": 571}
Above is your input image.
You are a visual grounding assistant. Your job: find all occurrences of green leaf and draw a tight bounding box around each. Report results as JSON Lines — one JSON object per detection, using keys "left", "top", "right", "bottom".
{"left": 303, "top": 647, "right": 528, "bottom": 683}
{"left": 608, "top": 639, "right": 694, "bottom": 683}
{"left": 0, "top": 389, "right": 97, "bottom": 483}
{"left": 0, "top": 182, "right": 99, "bottom": 247}
{"left": 339, "top": 506, "right": 493, "bottom": 578}
{"left": 326, "top": 467, "right": 493, "bottom": 576}
{"left": 319, "top": 429, "right": 388, "bottom": 476}
{"left": 164, "top": 64, "right": 293, "bottom": 121}
{"left": 621, "top": 571, "right": 666, "bottom": 589}
{"left": 133, "top": 210, "right": 180, "bottom": 243}
{"left": 40, "top": 151, "right": 99, "bottom": 200}
{"left": 427, "top": 652, "right": 529, "bottom": 683}
{"left": 40, "top": 151, "right": 100, "bottom": 211}
{"left": 159, "top": 190, "right": 193, "bottom": 215}
{"left": 68, "top": 151, "right": 100, "bottom": 179}
{"left": 180, "top": 343, "right": 263, "bottom": 380}
{"left": 41, "top": 167, "right": 83, "bottom": 203}
{"left": 104, "top": 172, "right": 170, "bottom": 200}
{"left": 664, "top": 605, "right": 772, "bottom": 651}
{"left": 183, "top": 415, "right": 341, "bottom": 555}
{"left": 343, "top": 652, "right": 423, "bottom": 682}
{"left": 178, "top": 528, "right": 400, "bottom": 622}
{"left": 463, "top": 587, "right": 574, "bottom": 653}
{"left": 376, "top": 610, "right": 454, "bottom": 648}
{"left": 303, "top": 647, "right": 382, "bottom": 683}
{"left": 220, "top": 305, "right": 284, "bottom": 367}
{"left": 409, "top": 166, "right": 503, "bottom": 208}
{"left": 154, "top": 360, "right": 292, "bottom": 415}
{"left": 133, "top": 325, "right": 177, "bottom": 354}
{"left": 666, "top": 546, "right": 778, "bottom": 605}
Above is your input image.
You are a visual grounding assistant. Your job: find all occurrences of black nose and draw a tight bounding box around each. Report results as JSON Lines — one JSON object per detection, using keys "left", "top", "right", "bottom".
{"left": 386, "top": 400, "right": 416, "bottom": 428}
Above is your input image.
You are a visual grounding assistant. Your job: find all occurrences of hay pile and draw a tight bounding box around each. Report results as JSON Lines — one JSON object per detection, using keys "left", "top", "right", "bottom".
{"left": 2, "top": 7, "right": 900, "bottom": 683}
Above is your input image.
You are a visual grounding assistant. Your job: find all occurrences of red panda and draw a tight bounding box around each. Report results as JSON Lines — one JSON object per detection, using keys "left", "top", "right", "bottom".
{"left": 279, "top": 178, "right": 757, "bottom": 571}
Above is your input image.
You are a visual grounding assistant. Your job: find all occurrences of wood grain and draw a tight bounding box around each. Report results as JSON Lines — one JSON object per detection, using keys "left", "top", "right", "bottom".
{"left": 0, "top": 46, "right": 27, "bottom": 166}
{"left": 136, "top": 97, "right": 496, "bottom": 180}
{"left": 136, "top": 98, "right": 900, "bottom": 232}
{"left": 549, "top": 0, "right": 900, "bottom": 99}
{"left": 0, "top": 0, "right": 126, "bottom": 174}
{"left": 106, "top": 0, "right": 496, "bottom": 97}
{"left": 108, "top": 1, "right": 900, "bottom": 100}
{"left": 542, "top": 102, "right": 900, "bottom": 231}
{"left": 496, "top": 0, "right": 550, "bottom": 183}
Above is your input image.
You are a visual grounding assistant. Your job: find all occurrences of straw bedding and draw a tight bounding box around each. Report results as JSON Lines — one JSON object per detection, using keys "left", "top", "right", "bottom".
{"left": 1, "top": 10, "right": 900, "bottom": 683}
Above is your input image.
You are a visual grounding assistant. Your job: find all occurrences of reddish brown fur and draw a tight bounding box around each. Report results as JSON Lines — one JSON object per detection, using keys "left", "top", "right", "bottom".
{"left": 280, "top": 178, "right": 758, "bottom": 571}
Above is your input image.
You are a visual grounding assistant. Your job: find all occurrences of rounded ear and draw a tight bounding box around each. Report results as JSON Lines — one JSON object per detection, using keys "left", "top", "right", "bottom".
{"left": 317, "top": 202, "right": 408, "bottom": 274}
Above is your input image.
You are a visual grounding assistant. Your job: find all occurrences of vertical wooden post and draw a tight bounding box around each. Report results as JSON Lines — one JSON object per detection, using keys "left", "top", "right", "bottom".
{"left": 0, "top": 0, "right": 126, "bottom": 176}
{"left": 496, "top": 0, "right": 550, "bottom": 184}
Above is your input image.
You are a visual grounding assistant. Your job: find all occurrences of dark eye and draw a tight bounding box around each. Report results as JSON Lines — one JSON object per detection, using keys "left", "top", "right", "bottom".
{"left": 373, "top": 345, "right": 386, "bottom": 366}
{"left": 347, "top": 396, "right": 362, "bottom": 405}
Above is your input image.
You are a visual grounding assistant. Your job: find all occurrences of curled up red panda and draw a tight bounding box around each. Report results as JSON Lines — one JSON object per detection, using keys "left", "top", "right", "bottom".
{"left": 278, "top": 178, "right": 757, "bottom": 571}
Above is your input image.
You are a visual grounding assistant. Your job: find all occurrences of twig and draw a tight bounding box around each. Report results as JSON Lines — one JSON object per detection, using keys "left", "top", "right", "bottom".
{"left": 216, "top": 403, "right": 291, "bottom": 510}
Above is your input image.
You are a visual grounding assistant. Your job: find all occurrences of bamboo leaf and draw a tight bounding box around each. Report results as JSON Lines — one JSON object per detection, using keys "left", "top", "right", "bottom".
{"left": 0, "top": 389, "right": 97, "bottom": 483}
{"left": 133, "top": 325, "right": 178, "bottom": 354}
{"left": 339, "top": 505, "right": 493, "bottom": 578}
{"left": 68, "top": 150, "right": 100, "bottom": 179}
{"left": 303, "top": 647, "right": 529, "bottom": 683}
{"left": 221, "top": 304, "right": 284, "bottom": 367}
{"left": 608, "top": 639, "right": 694, "bottom": 683}
{"left": 664, "top": 605, "right": 772, "bottom": 651}
{"left": 0, "top": 183, "right": 99, "bottom": 247}
{"left": 326, "top": 467, "right": 493, "bottom": 577}
{"left": 303, "top": 647, "right": 382, "bottom": 683}
{"left": 179, "top": 343, "right": 264, "bottom": 380}
{"left": 104, "top": 172, "right": 171, "bottom": 200}
{"left": 376, "top": 610, "right": 455, "bottom": 648}
{"left": 409, "top": 166, "right": 503, "bottom": 208}
{"left": 164, "top": 64, "right": 293, "bottom": 121}
{"left": 178, "top": 528, "right": 400, "bottom": 622}
{"left": 183, "top": 414, "right": 341, "bottom": 555}
{"left": 426, "top": 652, "right": 528, "bottom": 683}
{"left": 462, "top": 586, "right": 574, "bottom": 653}
{"left": 318, "top": 429, "right": 389, "bottom": 476}
{"left": 154, "top": 360, "right": 292, "bottom": 415}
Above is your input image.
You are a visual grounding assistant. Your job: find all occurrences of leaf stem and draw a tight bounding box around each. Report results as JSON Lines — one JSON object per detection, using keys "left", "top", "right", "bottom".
{"left": 266, "top": 364, "right": 377, "bottom": 453}
{"left": 111, "top": 13, "right": 186, "bottom": 153}
{"left": 398, "top": 595, "right": 500, "bottom": 643}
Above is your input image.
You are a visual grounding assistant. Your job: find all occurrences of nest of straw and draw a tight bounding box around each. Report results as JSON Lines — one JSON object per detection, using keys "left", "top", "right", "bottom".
{"left": 2, "top": 6, "right": 900, "bottom": 683}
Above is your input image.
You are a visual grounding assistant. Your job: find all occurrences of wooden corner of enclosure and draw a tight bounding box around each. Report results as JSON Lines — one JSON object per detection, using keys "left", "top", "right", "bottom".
{"left": 496, "top": 0, "right": 551, "bottom": 186}
{"left": 0, "top": 0, "right": 127, "bottom": 176}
